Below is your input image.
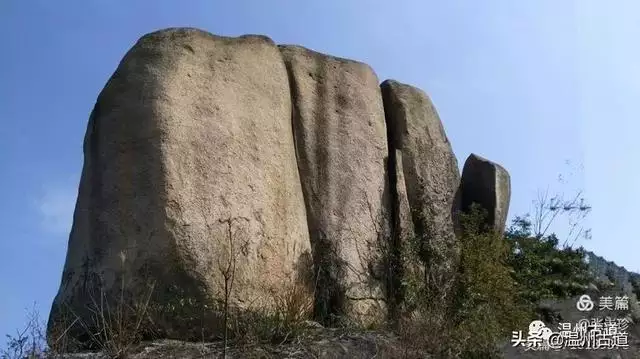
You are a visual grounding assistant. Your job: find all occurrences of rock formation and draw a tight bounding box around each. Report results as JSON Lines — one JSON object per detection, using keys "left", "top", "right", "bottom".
{"left": 459, "top": 153, "right": 511, "bottom": 233}
{"left": 387, "top": 148, "right": 415, "bottom": 317}
{"left": 280, "top": 45, "right": 390, "bottom": 325}
{"left": 48, "top": 29, "right": 312, "bottom": 341}
{"left": 48, "top": 27, "right": 512, "bottom": 343}
{"left": 381, "top": 80, "right": 461, "bottom": 324}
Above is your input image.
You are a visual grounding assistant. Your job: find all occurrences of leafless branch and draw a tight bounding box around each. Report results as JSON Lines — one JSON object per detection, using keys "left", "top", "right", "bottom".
{"left": 531, "top": 187, "right": 592, "bottom": 247}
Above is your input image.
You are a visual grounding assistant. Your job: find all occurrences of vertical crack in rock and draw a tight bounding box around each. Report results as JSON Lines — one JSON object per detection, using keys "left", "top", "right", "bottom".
{"left": 381, "top": 91, "right": 415, "bottom": 321}
{"left": 380, "top": 79, "right": 461, "bottom": 328}
{"left": 280, "top": 45, "right": 389, "bottom": 326}
{"left": 283, "top": 55, "right": 317, "bottom": 298}
{"left": 385, "top": 135, "right": 400, "bottom": 319}
{"left": 383, "top": 147, "right": 415, "bottom": 320}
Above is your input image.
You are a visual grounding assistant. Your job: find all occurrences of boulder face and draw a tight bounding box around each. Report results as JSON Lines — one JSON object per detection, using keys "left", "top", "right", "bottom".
{"left": 280, "top": 45, "right": 390, "bottom": 326}
{"left": 387, "top": 149, "right": 415, "bottom": 317}
{"left": 459, "top": 153, "right": 511, "bottom": 233}
{"left": 380, "top": 80, "right": 461, "bottom": 321}
{"left": 48, "top": 27, "right": 513, "bottom": 343}
{"left": 48, "top": 28, "right": 312, "bottom": 341}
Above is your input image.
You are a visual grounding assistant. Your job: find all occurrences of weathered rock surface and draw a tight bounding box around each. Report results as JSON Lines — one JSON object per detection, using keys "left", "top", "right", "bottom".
{"left": 380, "top": 80, "right": 461, "bottom": 321}
{"left": 48, "top": 27, "right": 516, "bottom": 346}
{"left": 280, "top": 45, "right": 390, "bottom": 326}
{"left": 459, "top": 153, "right": 511, "bottom": 233}
{"left": 48, "top": 28, "right": 312, "bottom": 341}
{"left": 389, "top": 150, "right": 414, "bottom": 247}
{"left": 387, "top": 149, "right": 415, "bottom": 316}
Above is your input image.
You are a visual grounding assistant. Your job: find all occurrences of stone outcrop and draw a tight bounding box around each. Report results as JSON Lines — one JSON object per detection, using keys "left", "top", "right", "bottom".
{"left": 380, "top": 80, "right": 461, "bottom": 325}
{"left": 280, "top": 45, "right": 389, "bottom": 326}
{"left": 48, "top": 28, "right": 312, "bottom": 341}
{"left": 459, "top": 153, "right": 511, "bottom": 233}
{"left": 48, "top": 27, "right": 512, "bottom": 343}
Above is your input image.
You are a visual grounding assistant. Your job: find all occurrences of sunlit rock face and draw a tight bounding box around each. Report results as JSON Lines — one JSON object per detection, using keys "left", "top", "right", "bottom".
{"left": 48, "top": 27, "right": 511, "bottom": 344}
{"left": 48, "top": 28, "right": 313, "bottom": 342}
{"left": 280, "top": 45, "right": 390, "bottom": 326}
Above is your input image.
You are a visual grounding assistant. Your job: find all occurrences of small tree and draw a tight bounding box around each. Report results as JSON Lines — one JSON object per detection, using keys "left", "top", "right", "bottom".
{"left": 448, "top": 204, "right": 531, "bottom": 358}
{"left": 214, "top": 216, "right": 248, "bottom": 359}
{"left": 398, "top": 204, "right": 530, "bottom": 358}
{"left": 505, "top": 215, "right": 592, "bottom": 306}
{"left": 2, "top": 306, "right": 47, "bottom": 359}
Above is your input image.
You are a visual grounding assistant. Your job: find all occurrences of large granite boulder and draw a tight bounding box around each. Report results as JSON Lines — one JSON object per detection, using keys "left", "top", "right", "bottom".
{"left": 459, "top": 153, "right": 511, "bottom": 234}
{"left": 47, "top": 28, "right": 312, "bottom": 342}
{"left": 48, "top": 27, "right": 517, "bottom": 348}
{"left": 280, "top": 45, "right": 390, "bottom": 326}
{"left": 380, "top": 80, "right": 461, "bottom": 323}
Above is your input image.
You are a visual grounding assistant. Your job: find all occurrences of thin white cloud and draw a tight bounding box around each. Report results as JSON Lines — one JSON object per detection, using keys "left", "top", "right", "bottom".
{"left": 35, "top": 180, "right": 78, "bottom": 236}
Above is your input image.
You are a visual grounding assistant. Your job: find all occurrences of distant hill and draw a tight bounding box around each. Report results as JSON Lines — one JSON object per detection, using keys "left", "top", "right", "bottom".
{"left": 501, "top": 251, "right": 640, "bottom": 359}
{"left": 584, "top": 250, "right": 640, "bottom": 297}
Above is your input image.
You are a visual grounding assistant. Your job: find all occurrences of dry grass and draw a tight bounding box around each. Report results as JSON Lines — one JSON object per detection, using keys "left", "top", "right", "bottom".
{"left": 76, "top": 280, "right": 156, "bottom": 358}
{"left": 225, "top": 278, "right": 315, "bottom": 347}
{"left": 4, "top": 207, "right": 531, "bottom": 358}
{"left": 46, "top": 250, "right": 158, "bottom": 359}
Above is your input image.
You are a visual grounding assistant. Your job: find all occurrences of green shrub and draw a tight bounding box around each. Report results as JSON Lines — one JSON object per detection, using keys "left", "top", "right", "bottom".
{"left": 398, "top": 204, "right": 531, "bottom": 358}
{"left": 447, "top": 205, "right": 531, "bottom": 358}
{"left": 505, "top": 216, "right": 592, "bottom": 306}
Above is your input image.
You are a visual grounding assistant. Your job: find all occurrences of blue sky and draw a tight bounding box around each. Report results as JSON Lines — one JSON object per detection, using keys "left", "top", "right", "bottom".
{"left": 1, "top": 0, "right": 638, "bottom": 342}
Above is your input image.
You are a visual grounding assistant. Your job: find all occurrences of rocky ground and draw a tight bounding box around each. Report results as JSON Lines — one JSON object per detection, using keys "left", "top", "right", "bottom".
{"left": 52, "top": 293, "right": 639, "bottom": 359}
{"left": 53, "top": 322, "right": 640, "bottom": 358}
{"left": 51, "top": 329, "right": 418, "bottom": 359}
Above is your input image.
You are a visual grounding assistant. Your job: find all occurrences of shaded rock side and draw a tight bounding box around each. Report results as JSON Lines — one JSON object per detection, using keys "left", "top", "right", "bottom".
{"left": 380, "top": 80, "right": 461, "bottom": 321}
{"left": 280, "top": 45, "right": 390, "bottom": 325}
{"left": 387, "top": 149, "right": 415, "bottom": 317}
{"left": 48, "top": 28, "right": 312, "bottom": 342}
{"left": 459, "top": 153, "right": 511, "bottom": 233}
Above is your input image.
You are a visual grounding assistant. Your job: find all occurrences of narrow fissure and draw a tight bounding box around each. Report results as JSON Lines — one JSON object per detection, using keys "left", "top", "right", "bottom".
{"left": 281, "top": 52, "right": 317, "bottom": 284}
{"left": 380, "top": 84, "right": 403, "bottom": 320}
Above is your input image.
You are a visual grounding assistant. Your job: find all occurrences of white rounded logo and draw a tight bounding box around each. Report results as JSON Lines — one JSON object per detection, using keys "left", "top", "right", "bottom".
{"left": 576, "top": 294, "right": 594, "bottom": 312}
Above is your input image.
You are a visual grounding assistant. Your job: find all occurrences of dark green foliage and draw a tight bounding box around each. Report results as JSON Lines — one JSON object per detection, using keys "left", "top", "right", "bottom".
{"left": 428, "top": 206, "right": 599, "bottom": 357}
{"left": 505, "top": 215, "right": 592, "bottom": 306}
{"left": 398, "top": 204, "right": 532, "bottom": 358}
{"left": 447, "top": 205, "right": 531, "bottom": 357}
